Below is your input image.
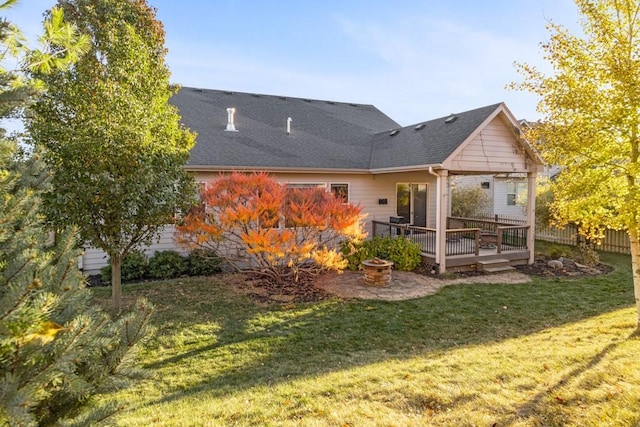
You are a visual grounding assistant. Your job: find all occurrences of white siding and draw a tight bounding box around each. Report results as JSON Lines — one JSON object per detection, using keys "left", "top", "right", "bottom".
{"left": 450, "top": 174, "right": 527, "bottom": 219}
{"left": 493, "top": 178, "right": 527, "bottom": 218}
{"left": 446, "top": 117, "right": 531, "bottom": 173}
{"left": 451, "top": 174, "right": 494, "bottom": 215}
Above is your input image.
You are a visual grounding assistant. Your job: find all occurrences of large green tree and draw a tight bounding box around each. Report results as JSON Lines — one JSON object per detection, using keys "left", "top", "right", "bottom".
{"left": 1, "top": 3, "right": 152, "bottom": 424}
{"left": 513, "top": 0, "right": 640, "bottom": 330}
{"left": 29, "top": 0, "right": 196, "bottom": 310}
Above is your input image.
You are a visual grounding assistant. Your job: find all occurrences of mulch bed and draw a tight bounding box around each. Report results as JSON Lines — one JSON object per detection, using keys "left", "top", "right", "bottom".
{"left": 230, "top": 273, "right": 332, "bottom": 304}
{"left": 514, "top": 255, "right": 613, "bottom": 278}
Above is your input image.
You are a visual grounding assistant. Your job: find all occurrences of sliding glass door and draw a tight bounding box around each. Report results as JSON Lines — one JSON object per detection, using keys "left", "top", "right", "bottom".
{"left": 396, "top": 183, "right": 427, "bottom": 227}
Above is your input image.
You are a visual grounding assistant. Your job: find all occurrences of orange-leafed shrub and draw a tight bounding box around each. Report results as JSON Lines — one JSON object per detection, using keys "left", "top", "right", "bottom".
{"left": 176, "top": 172, "right": 366, "bottom": 283}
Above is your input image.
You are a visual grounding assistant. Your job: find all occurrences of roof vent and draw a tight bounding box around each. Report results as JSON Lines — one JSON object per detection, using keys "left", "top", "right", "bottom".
{"left": 225, "top": 107, "right": 238, "bottom": 132}
{"left": 389, "top": 129, "right": 399, "bottom": 136}
{"left": 286, "top": 117, "right": 292, "bottom": 135}
{"left": 414, "top": 123, "right": 426, "bottom": 131}
{"left": 445, "top": 115, "right": 458, "bottom": 124}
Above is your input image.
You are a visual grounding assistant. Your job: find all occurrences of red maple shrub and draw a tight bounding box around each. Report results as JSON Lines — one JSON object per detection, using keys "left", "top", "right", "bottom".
{"left": 176, "top": 172, "right": 365, "bottom": 284}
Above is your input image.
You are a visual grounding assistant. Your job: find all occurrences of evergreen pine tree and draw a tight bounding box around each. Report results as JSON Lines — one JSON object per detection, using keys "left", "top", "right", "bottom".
{"left": 0, "top": 3, "right": 154, "bottom": 425}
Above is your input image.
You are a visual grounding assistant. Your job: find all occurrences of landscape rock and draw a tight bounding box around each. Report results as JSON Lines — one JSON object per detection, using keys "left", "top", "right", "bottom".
{"left": 547, "top": 259, "right": 564, "bottom": 269}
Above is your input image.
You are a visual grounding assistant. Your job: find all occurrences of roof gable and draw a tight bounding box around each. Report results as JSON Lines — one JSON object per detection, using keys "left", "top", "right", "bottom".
{"left": 442, "top": 103, "right": 543, "bottom": 172}
{"left": 369, "top": 103, "right": 503, "bottom": 171}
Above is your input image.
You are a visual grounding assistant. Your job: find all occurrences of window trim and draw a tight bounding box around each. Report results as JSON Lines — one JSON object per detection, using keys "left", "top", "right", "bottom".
{"left": 506, "top": 181, "right": 527, "bottom": 206}
{"left": 329, "top": 182, "right": 349, "bottom": 203}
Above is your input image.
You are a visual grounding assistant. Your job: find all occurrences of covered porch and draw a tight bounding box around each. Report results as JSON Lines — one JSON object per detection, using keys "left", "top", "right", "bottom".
{"left": 366, "top": 103, "right": 542, "bottom": 273}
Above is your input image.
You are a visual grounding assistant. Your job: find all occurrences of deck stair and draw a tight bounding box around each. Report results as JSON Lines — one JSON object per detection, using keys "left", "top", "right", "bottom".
{"left": 477, "top": 258, "right": 516, "bottom": 273}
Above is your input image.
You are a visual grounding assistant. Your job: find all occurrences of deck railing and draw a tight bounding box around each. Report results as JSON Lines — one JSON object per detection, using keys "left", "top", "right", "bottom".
{"left": 447, "top": 216, "right": 522, "bottom": 233}
{"left": 371, "top": 221, "right": 436, "bottom": 254}
{"left": 371, "top": 220, "right": 529, "bottom": 256}
{"left": 497, "top": 225, "right": 529, "bottom": 253}
{"left": 444, "top": 228, "right": 481, "bottom": 256}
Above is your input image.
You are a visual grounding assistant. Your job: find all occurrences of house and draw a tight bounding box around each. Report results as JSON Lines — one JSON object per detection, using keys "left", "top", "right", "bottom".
{"left": 451, "top": 173, "right": 529, "bottom": 219}
{"left": 80, "top": 88, "right": 543, "bottom": 275}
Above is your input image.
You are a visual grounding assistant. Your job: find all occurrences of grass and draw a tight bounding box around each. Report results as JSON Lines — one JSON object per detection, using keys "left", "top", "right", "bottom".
{"left": 92, "top": 246, "right": 640, "bottom": 426}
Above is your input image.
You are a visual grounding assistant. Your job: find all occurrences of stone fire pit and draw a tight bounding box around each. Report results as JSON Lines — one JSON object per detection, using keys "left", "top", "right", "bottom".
{"left": 362, "top": 258, "right": 394, "bottom": 286}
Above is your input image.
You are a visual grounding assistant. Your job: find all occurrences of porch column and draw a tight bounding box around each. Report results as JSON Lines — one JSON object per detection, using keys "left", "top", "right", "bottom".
{"left": 526, "top": 171, "right": 537, "bottom": 264}
{"left": 435, "top": 169, "right": 449, "bottom": 273}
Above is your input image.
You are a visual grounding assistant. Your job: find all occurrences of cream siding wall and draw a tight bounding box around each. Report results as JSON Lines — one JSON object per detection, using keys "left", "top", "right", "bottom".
{"left": 193, "top": 171, "right": 439, "bottom": 230}
{"left": 446, "top": 117, "right": 530, "bottom": 173}
{"left": 82, "top": 170, "right": 440, "bottom": 274}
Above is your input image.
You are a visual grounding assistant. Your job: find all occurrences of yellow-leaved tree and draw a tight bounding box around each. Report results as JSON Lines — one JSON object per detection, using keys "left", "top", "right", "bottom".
{"left": 513, "top": 0, "right": 640, "bottom": 331}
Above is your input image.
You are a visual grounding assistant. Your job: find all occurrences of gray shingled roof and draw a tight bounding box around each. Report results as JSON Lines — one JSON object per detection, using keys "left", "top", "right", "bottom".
{"left": 171, "top": 88, "right": 399, "bottom": 170}
{"left": 369, "top": 103, "right": 503, "bottom": 170}
{"left": 170, "top": 87, "right": 504, "bottom": 171}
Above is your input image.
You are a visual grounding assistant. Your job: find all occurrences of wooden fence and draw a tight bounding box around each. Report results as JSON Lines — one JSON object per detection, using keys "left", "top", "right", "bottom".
{"left": 535, "top": 224, "right": 631, "bottom": 255}
{"left": 471, "top": 214, "right": 527, "bottom": 225}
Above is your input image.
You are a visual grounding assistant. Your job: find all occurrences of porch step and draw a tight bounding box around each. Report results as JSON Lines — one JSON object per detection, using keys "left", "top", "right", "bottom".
{"left": 477, "top": 258, "right": 515, "bottom": 273}
{"left": 482, "top": 265, "right": 516, "bottom": 273}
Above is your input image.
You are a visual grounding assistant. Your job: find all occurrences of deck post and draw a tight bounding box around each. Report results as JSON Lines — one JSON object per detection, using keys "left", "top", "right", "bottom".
{"left": 526, "top": 171, "right": 537, "bottom": 264}
{"left": 435, "top": 169, "right": 449, "bottom": 273}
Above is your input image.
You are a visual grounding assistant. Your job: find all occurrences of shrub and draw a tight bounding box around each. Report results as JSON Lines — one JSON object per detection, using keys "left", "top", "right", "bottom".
{"left": 342, "top": 236, "right": 422, "bottom": 271}
{"left": 100, "top": 264, "right": 111, "bottom": 284}
{"left": 100, "top": 250, "right": 149, "bottom": 283}
{"left": 341, "top": 239, "right": 374, "bottom": 271}
{"left": 385, "top": 237, "right": 423, "bottom": 271}
{"left": 148, "top": 250, "right": 188, "bottom": 279}
{"left": 547, "top": 244, "right": 568, "bottom": 260}
{"left": 451, "top": 185, "right": 491, "bottom": 218}
{"left": 176, "top": 172, "right": 365, "bottom": 284}
{"left": 186, "top": 249, "right": 223, "bottom": 276}
{"left": 579, "top": 245, "right": 600, "bottom": 266}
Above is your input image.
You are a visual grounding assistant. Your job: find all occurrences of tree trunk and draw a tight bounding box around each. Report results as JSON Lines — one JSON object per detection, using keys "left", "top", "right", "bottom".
{"left": 628, "top": 228, "right": 640, "bottom": 334}
{"left": 111, "top": 254, "right": 122, "bottom": 312}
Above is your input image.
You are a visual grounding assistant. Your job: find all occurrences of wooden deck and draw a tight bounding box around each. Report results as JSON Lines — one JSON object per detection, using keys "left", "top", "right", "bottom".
{"left": 372, "top": 219, "right": 531, "bottom": 272}
{"left": 421, "top": 249, "right": 531, "bottom": 272}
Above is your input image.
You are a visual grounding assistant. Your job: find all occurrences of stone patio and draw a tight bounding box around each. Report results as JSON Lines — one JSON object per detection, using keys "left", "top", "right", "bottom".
{"left": 314, "top": 269, "right": 532, "bottom": 301}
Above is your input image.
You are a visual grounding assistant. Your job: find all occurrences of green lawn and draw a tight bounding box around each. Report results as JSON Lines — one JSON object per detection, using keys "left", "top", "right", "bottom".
{"left": 92, "top": 249, "right": 640, "bottom": 426}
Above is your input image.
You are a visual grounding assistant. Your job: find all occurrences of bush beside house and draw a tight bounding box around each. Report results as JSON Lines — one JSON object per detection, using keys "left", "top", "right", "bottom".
{"left": 100, "top": 250, "right": 222, "bottom": 284}
{"left": 342, "top": 236, "right": 422, "bottom": 272}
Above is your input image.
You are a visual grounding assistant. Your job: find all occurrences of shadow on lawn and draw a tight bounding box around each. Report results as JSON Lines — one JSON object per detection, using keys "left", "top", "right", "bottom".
{"left": 136, "top": 252, "right": 635, "bottom": 407}
{"left": 502, "top": 335, "right": 635, "bottom": 426}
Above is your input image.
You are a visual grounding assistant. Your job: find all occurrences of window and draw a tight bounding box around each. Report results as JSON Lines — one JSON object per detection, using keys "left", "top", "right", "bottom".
{"left": 286, "top": 183, "right": 325, "bottom": 190}
{"left": 330, "top": 183, "right": 349, "bottom": 202}
{"left": 396, "top": 183, "right": 411, "bottom": 220}
{"left": 507, "top": 181, "right": 527, "bottom": 206}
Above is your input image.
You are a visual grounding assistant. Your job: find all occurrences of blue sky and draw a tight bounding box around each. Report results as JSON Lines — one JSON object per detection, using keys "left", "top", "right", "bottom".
{"left": 6, "top": 0, "right": 580, "bottom": 125}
